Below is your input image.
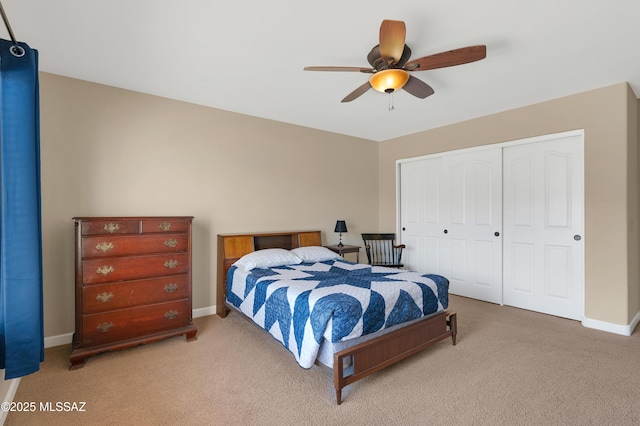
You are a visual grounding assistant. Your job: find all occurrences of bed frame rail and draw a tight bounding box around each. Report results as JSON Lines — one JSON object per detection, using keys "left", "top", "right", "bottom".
{"left": 334, "top": 311, "right": 457, "bottom": 404}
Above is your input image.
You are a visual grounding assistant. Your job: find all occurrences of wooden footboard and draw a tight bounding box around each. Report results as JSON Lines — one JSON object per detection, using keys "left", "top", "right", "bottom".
{"left": 333, "top": 311, "right": 457, "bottom": 404}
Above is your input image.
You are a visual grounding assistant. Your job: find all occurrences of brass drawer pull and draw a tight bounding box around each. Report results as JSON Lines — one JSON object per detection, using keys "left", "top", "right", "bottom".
{"left": 164, "top": 310, "right": 179, "bottom": 320}
{"left": 164, "top": 259, "right": 178, "bottom": 269}
{"left": 164, "top": 239, "right": 178, "bottom": 248}
{"left": 164, "top": 283, "right": 178, "bottom": 293}
{"left": 96, "top": 242, "right": 114, "bottom": 253}
{"left": 96, "top": 265, "right": 115, "bottom": 276}
{"left": 159, "top": 222, "right": 172, "bottom": 231}
{"left": 96, "top": 322, "right": 114, "bottom": 333}
{"left": 104, "top": 223, "right": 120, "bottom": 233}
{"left": 96, "top": 292, "right": 114, "bottom": 303}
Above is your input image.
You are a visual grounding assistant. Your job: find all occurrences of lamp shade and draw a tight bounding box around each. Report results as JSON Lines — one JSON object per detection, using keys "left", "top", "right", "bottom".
{"left": 369, "top": 69, "right": 410, "bottom": 93}
{"left": 334, "top": 220, "right": 347, "bottom": 233}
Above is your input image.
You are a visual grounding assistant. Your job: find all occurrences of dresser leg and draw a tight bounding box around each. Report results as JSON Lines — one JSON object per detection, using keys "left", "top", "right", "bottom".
{"left": 69, "top": 355, "right": 86, "bottom": 370}
{"left": 185, "top": 329, "right": 198, "bottom": 341}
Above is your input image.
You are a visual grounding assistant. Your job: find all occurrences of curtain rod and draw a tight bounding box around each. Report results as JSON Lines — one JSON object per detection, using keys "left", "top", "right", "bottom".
{"left": 0, "top": 1, "right": 25, "bottom": 57}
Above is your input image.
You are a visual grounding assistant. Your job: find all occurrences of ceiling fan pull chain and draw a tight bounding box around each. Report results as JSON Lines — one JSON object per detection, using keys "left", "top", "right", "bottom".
{"left": 388, "top": 92, "right": 395, "bottom": 111}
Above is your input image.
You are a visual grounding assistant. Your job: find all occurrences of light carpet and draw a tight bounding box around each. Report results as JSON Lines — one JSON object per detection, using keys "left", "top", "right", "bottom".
{"left": 6, "top": 295, "right": 640, "bottom": 425}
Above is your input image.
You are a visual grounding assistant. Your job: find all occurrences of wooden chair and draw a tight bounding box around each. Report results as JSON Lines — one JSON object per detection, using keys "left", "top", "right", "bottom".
{"left": 361, "top": 233, "right": 405, "bottom": 268}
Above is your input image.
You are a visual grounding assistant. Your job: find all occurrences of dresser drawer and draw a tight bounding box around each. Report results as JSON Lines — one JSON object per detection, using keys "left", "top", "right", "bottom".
{"left": 82, "top": 233, "right": 188, "bottom": 258}
{"left": 142, "top": 219, "right": 188, "bottom": 234}
{"left": 81, "top": 300, "right": 190, "bottom": 346}
{"left": 82, "top": 275, "right": 189, "bottom": 314}
{"left": 82, "top": 252, "right": 189, "bottom": 284}
{"left": 81, "top": 219, "right": 140, "bottom": 236}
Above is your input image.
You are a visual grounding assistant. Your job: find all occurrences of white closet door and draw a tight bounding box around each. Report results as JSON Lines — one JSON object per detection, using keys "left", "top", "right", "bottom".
{"left": 442, "top": 149, "right": 503, "bottom": 304}
{"left": 400, "top": 149, "right": 502, "bottom": 304}
{"left": 502, "top": 135, "right": 584, "bottom": 320}
{"left": 400, "top": 157, "right": 445, "bottom": 275}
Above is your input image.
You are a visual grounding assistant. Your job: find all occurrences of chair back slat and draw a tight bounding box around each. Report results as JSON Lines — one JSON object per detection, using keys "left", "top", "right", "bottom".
{"left": 361, "top": 233, "right": 404, "bottom": 268}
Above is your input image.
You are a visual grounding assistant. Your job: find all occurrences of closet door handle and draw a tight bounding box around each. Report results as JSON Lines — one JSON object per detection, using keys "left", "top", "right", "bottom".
{"left": 443, "top": 229, "right": 448, "bottom": 234}
{"left": 494, "top": 232, "right": 500, "bottom": 237}
{"left": 574, "top": 235, "right": 582, "bottom": 241}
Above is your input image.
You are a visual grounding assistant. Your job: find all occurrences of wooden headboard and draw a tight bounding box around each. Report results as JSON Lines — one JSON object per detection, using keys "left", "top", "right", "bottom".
{"left": 216, "top": 230, "right": 322, "bottom": 317}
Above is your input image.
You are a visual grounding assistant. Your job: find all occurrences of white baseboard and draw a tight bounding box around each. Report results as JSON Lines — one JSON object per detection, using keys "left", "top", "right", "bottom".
{"left": 1, "top": 377, "right": 21, "bottom": 425}
{"left": 582, "top": 310, "right": 640, "bottom": 336}
{"left": 44, "top": 332, "right": 74, "bottom": 349}
{"left": 193, "top": 305, "right": 217, "bottom": 318}
{"left": 44, "top": 306, "right": 219, "bottom": 349}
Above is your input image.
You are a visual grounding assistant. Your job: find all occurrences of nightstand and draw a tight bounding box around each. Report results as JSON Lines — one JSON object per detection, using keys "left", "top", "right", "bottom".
{"left": 324, "top": 244, "right": 361, "bottom": 263}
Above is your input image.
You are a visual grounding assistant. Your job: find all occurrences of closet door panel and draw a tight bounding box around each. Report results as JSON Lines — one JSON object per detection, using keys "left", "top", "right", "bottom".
{"left": 442, "top": 149, "right": 502, "bottom": 304}
{"left": 401, "top": 157, "right": 446, "bottom": 276}
{"left": 503, "top": 135, "right": 584, "bottom": 320}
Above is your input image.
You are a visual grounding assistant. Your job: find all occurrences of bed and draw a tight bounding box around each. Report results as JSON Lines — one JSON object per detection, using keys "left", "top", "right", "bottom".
{"left": 216, "top": 230, "right": 457, "bottom": 404}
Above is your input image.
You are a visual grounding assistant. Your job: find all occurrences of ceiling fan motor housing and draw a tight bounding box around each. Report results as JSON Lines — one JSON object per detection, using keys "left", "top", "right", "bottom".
{"left": 368, "top": 44, "right": 412, "bottom": 71}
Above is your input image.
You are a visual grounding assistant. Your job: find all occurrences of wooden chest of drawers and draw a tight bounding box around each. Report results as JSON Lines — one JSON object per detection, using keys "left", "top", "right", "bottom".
{"left": 69, "top": 216, "right": 198, "bottom": 369}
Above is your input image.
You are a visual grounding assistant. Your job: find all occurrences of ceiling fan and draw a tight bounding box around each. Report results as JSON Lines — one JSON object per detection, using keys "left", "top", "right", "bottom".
{"left": 304, "top": 20, "right": 486, "bottom": 103}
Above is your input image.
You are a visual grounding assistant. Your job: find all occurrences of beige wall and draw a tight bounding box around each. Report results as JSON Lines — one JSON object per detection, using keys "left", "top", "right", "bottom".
{"left": 37, "top": 72, "right": 639, "bottom": 337}
{"left": 378, "top": 83, "right": 638, "bottom": 326}
{"left": 39, "top": 72, "right": 378, "bottom": 338}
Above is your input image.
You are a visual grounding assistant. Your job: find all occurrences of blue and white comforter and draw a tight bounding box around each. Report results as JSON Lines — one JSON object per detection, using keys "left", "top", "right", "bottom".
{"left": 227, "top": 260, "right": 449, "bottom": 369}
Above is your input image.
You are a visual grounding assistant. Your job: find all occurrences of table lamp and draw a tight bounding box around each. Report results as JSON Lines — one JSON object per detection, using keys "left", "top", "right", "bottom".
{"left": 334, "top": 220, "right": 347, "bottom": 247}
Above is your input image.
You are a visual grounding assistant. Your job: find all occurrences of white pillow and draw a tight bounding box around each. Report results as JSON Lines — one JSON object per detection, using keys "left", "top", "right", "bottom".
{"left": 291, "top": 246, "right": 342, "bottom": 263}
{"left": 233, "top": 248, "right": 302, "bottom": 271}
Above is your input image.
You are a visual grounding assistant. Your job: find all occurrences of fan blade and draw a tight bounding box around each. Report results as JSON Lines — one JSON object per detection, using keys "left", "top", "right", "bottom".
{"left": 367, "top": 45, "right": 381, "bottom": 68}
{"left": 403, "top": 75, "right": 435, "bottom": 99}
{"left": 304, "top": 66, "right": 374, "bottom": 73}
{"left": 379, "top": 20, "right": 406, "bottom": 65}
{"left": 405, "top": 45, "right": 486, "bottom": 71}
{"left": 341, "top": 81, "right": 372, "bottom": 103}
{"left": 397, "top": 44, "right": 412, "bottom": 68}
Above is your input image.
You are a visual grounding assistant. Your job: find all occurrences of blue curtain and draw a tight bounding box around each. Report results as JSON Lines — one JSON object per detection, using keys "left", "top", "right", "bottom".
{"left": 0, "top": 38, "right": 44, "bottom": 379}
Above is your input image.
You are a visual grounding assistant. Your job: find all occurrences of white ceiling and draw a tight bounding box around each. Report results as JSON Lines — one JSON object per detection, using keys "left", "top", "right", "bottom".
{"left": 3, "top": 0, "right": 640, "bottom": 141}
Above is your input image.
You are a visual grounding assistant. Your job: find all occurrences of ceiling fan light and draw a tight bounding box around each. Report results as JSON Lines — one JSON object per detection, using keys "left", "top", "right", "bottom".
{"left": 369, "top": 69, "right": 410, "bottom": 93}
